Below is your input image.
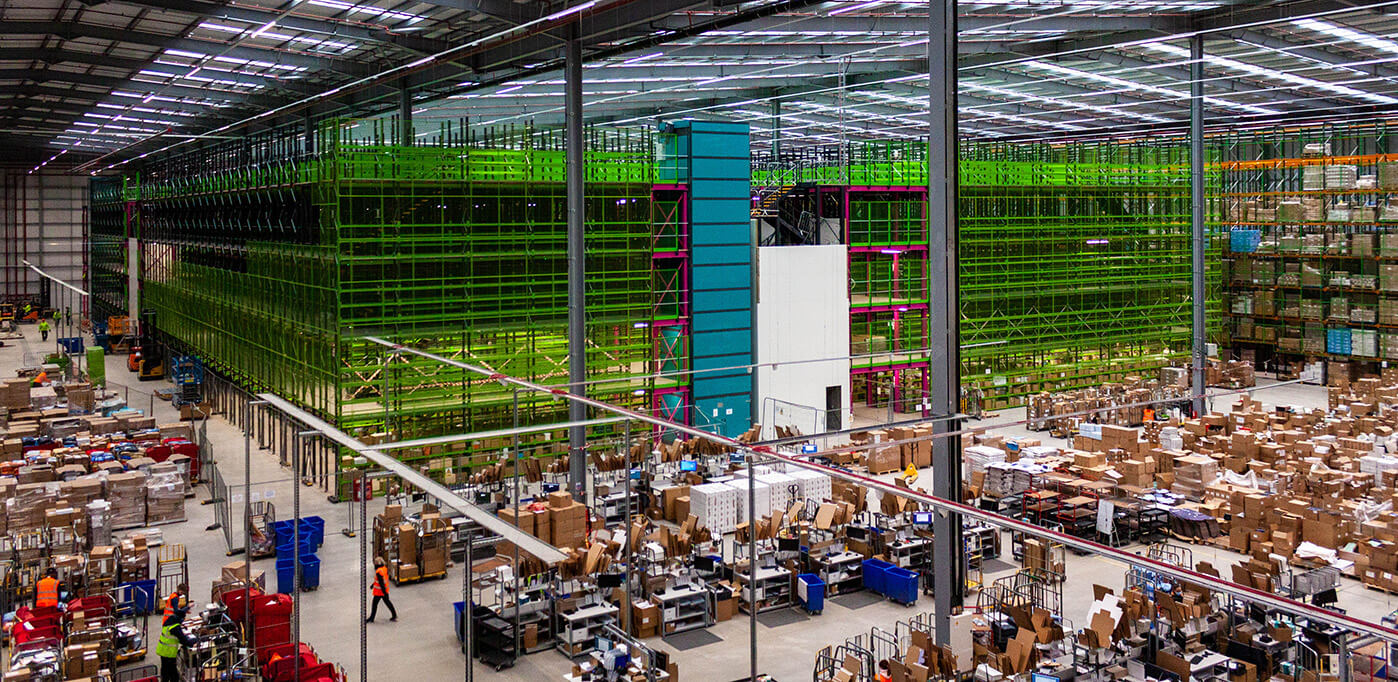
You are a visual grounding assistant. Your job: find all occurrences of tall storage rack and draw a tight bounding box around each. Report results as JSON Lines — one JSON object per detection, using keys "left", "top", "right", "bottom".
{"left": 1220, "top": 122, "right": 1398, "bottom": 375}
{"left": 88, "top": 177, "right": 135, "bottom": 323}
{"left": 753, "top": 138, "right": 1217, "bottom": 411}
{"left": 99, "top": 120, "right": 659, "bottom": 485}
{"left": 959, "top": 140, "right": 1221, "bottom": 410}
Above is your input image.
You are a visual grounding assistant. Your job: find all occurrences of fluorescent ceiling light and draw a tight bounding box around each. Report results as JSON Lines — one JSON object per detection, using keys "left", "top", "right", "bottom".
{"left": 1140, "top": 42, "right": 1398, "bottom": 105}
{"left": 1023, "top": 60, "right": 1280, "bottom": 115}
{"left": 829, "top": 1, "right": 888, "bottom": 16}
{"left": 1294, "top": 19, "right": 1398, "bottom": 56}
{"left": 543, "top": 1, "right": 597, "bottom": 22}
{"left": 962, "top": 81, "right": 1172, "bottom": 124}
{"left": 620, "top": 52, "right": 663, "bottom": 65}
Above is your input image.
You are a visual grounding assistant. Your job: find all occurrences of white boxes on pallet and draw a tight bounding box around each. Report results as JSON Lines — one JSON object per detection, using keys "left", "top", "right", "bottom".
{"left": 1359, "top": 454, "right": 1398, "bottom": 486}
{"left": 690, "top": 483, "right": 739, "bottom": 535}
{"left": 724, "top": 478, "right": 771, "bottom": 524}
{"left": 787, "top": 468, "right": 832, "bottom": 503}
{"left": 964, "top": 445, "right": 1006, "bottom": 475}
{"left": 756, "top": 472, "right": 796, "bottom": 515}
{"left": 1326, "top": 164, "right": 1358, "bottom": 190}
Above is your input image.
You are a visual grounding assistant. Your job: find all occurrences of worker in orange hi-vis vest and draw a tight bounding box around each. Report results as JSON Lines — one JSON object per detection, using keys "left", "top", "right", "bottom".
{"left": 35, "top": 569, "right": 61, "bottom": 609}
{"left": 366, "top": 556, "right": 397, "bottom": 623}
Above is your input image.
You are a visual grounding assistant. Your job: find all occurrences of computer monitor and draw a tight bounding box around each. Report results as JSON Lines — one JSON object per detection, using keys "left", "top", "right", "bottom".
{"left": 597, "top": 573, "right": 624, "bottom": 589}
{"left": 912, "top": 511, "right": 933, "bottom": 525}
{"left": 777, "top": 537, "right": 799, "bottom": 552}
{"left": 694, "top": 555, "right": 716, "bottom": 572}
{"left": 595, "top": 636, "right": 613, "bottom": 652}
{"left": 679, "top": 460, "right": 698, "bottom": 472}
{"left": 1031, "top": 674, "right": 1057, "bottom": 682}
{"left": 846, "top": 526, "right": 867, "bottom": 541}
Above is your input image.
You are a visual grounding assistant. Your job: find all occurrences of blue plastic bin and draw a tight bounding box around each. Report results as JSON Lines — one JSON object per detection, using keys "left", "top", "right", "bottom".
{"left": 273, "top": 519, "right": 322, "bottom": 547}
{"left": 275, "top": 557, "right": 296, "bottom": 594}
{"left": 272, "top": 520, "right": 294, "bottom": 546}
{"left": 883, "top": 568, "right": 919, "bottom": 606}
{"left": 276, "top": 537, "right": 315, "bottom": 559}
{"left": 298, "top": 555, "right": 321, "bottom": 590}
{"left": 862, "top": 558, "right": 894, "bottom": 595}
{"left": 119, "top": 579, "right": 158, "bottom": 615}
{"left": 796, "top": 573, "right": 825, "bottom": 614}
{"left": 276, "top": 554, "right": 318, "bottom": 593}
{"left": 302, "top": 516, "right": 325, "bottom": 548}
{"left": 453, "top": 601, "right": 467, "bottom": 643}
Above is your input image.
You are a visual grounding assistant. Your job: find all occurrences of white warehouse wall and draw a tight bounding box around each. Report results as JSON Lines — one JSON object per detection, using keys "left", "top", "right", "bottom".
{"left": 754, "top": 244, "right": 851, "bottom": 439}
{"left": 1, "top": 172, "right": 86, "bottom": 304}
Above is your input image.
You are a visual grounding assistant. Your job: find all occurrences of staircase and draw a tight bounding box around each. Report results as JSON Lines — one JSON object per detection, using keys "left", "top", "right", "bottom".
{"left": 751, "top": 184, "right": 796, "bottom": 218}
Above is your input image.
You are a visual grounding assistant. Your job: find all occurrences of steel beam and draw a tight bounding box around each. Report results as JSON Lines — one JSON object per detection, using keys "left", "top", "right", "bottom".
{"left": 100, "top": 0, "right": 452, "bottom": 53}
{"left": 928, "top": 0, "right": 962, "bottom": 646}
{"left": 1191, "top": 34, "right": 1206, "bottom": 416}
{"left": 5, "top": 21, "right": 369, "bottom": 74}
{"left": 375, "top": 417, "right": 626, "bottom": 451}
{"left": 255, "top": 393, "right": 567, "bottom": 563}
{"left": 398, "top": 80, "right": 413, "bottom": 146}
{"left": 653, "top": 13, "right": 1185, "bottom": 33}
{"left": 565, "top": 32, "right": 587, "bottom": 499}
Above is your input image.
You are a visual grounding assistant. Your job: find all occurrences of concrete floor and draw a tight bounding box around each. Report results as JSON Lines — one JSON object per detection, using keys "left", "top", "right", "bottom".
{"left": 6, "top": 325, "right": 1395, "bottom": 681}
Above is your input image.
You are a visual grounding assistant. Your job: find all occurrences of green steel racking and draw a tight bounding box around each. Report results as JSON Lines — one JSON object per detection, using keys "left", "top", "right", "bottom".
{"left": 103, "top": 120, "right": 658, "bottom": 479}
{"left": 88, "top": 176, "right": 133, "bottom": 324}
{"left": 959, "top": 140, "right": 1224, "bottom": 409}
{"left": 756, "top": 138, "right": 1223, "bottom": 409}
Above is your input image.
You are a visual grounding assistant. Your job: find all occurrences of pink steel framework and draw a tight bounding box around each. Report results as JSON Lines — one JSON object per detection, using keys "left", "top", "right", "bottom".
{"left": 651, "top": 184, "right": 691, "bottom": 426}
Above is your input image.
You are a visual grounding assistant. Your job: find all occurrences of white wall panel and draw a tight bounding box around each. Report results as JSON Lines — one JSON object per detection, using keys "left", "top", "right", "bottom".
{"left": 755, "top": 245, "right": 851, "bottom": 439}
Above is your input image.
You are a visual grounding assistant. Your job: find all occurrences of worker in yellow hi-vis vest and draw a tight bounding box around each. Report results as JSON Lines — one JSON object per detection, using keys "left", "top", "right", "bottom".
{"left": 157, "top": 604, "right": 196, "bottom": 682}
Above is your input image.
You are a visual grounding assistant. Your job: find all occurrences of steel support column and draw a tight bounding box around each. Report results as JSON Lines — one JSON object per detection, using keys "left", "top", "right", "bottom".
{"left": 565, "top": 31, "right": 587, "bottom": 499}
{"left": 399, "top": 81, "right": 413, "bottom": 147}
{"left": 770, "top": 98, "right": 781, "bottom": 160}
{"left": 928, "top": 0, "right": 963, "bottom": 645}
{"left": 1191, "top": 34, "right": 1206, "bottom": 416}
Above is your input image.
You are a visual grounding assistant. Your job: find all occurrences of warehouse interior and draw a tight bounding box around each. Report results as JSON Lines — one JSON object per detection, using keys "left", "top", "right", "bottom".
{"left": 4, "top": 0, "right": 1398, "bottom": 680}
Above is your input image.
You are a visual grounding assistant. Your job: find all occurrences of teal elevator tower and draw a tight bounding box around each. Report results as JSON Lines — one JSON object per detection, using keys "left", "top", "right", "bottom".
{"left": 661, "top": 120, "right": 754, "bottom": 438}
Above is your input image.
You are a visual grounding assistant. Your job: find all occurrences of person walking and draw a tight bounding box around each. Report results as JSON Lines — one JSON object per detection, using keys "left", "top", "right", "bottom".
{"left": 38, "top": 319, "right": 49, "bottom": 341}
{"left": 366, "top": 556, "right": 397, "bottom": 623}
{"left": 157, "top": 606, "right": 197, "bottom": 682}
{"left": 35, "top": 568, "right": 61, "bottom": 609}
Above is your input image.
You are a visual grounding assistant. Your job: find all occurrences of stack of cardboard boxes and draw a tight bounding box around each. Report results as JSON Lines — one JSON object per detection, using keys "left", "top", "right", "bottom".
{"left": 417, "top": 511, "right": 452, "bottom": 578}
{"left": 371, "top": 504, "right": 453, "bottom": 584}
{"left": 145, "top": 462, "right": 186, "bottom": 524}
{"left": 0, "top": 378, "right": 30, "bottom": 410}
{"left": 213, "top": 560, "right": 267, "bottom": 603}
{"left": 497, "top": 491, "right": 590, "bottom": 551}
{"left": 107, "top": 471, "right": 147, "bottom": 529}
{"left": 117, "top": 535, "right": 150, "bottom": 583}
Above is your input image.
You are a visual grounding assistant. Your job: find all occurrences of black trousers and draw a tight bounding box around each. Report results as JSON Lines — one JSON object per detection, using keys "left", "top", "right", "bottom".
{"left": 161, "top": 655, "right": 179, "bottom": 682}
{"left": 369, "top": 594, "right": 397, "bottom": 621}
{"left": 40, "top": 331, "right": 47, "bottom": 341}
